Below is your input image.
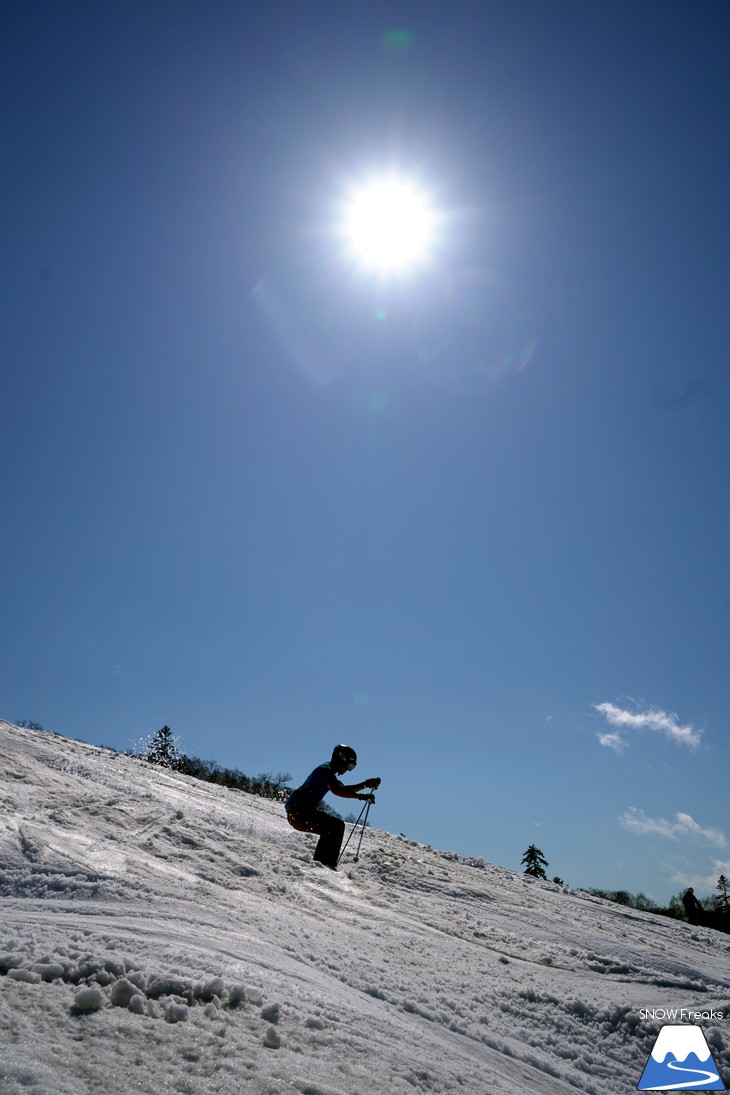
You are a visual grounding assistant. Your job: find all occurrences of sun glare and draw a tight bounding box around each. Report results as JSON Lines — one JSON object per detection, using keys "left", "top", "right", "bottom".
{"left": 340, "top": 176, "right": 436, "bottom": 276}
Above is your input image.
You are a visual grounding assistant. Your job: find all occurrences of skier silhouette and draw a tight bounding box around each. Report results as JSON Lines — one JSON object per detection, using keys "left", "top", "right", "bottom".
{"left": 285, "top": 745, "right": 380, "bottom": 870}
{"left": 682, "top": 887, "right": 703, "bottom": 926}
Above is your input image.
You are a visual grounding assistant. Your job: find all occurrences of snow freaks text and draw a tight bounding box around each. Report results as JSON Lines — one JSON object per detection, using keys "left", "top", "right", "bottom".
{"left": 639, "top": 1009, "right": 725, "bottom": 1021}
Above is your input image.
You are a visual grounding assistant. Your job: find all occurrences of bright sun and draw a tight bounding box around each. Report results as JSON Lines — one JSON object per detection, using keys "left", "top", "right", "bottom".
{"left": 340, "top": 176, "right": 436, "bottom": 275}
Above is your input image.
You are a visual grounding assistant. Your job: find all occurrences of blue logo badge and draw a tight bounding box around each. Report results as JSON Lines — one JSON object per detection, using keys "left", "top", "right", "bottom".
{"left": 637, "top": 1025, "right": 724, "bottom": 1090}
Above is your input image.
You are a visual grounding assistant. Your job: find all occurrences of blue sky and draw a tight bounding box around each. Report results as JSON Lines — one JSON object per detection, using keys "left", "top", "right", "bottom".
{"left": 3, "top": 1, "right": 729, "bottom": 904}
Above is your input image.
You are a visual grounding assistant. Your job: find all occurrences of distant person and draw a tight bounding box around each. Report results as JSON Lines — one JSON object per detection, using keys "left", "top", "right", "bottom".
{"left": 682, "top": 887, "right": 703, "bottom": 926}
{"left": 285, "top": 745, "right": 380, "bottom": 870}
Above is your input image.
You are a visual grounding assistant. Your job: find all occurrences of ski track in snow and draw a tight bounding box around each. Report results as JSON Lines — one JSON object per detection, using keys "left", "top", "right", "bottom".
{"left": 1, "top": 721, "right": 728, "bottom": 1095}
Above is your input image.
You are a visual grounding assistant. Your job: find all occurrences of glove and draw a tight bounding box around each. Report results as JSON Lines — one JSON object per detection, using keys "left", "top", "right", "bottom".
{"left": 361, "top": 793, "right": 376, "bottom": 804}
{"left": 365, "top": 777, "right": 381, "bottom": 789}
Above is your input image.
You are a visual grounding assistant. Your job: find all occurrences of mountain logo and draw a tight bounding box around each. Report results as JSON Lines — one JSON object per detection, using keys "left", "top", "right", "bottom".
{"left": 637, "top": 1025, "right": 725, "bottom": 1090}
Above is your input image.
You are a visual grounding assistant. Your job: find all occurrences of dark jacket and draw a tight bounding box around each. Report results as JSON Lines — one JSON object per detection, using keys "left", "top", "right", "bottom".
{"left": 285, "top": 762, "right": 343, "bottom": 814}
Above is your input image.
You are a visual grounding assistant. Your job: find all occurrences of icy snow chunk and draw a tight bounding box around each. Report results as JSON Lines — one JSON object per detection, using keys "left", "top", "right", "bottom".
{"left": 31, "top": 961, "right": 65, "bottom": 981}
{"left": 110, "top": 977, "right": 144, "bottom": 1008}
{"left": 305, "top": 1016, "right": 325, "bottom": 1029}
{"left": 128, "top": 994, "right": 146, "bottom": 1015}
{"left": 227, "top": 984, "right": 246, "bottom": 1008}
{"left": 164, "top": 1000, "right": 189, "bottom": 1023}
{"left": 263, "top": 1024, "right": 281, "bottom": 1048}
{"left": 7, "top": 968, "right": 41, "bottom": 984}
{"left": 74, "top": 957, "right": 104, "bottom": 981}
{"left": 147, "top": 975, "right": 192, "bottom": 999}
{"left": 73, "top": 985, "right": 106, "bottom": 1011}
{"left": 103, "top": 958, "right": 126, "bottom": 977}
{"left": 194, "top": 976, "right": 225, "bottom": 1001}
{"left": 261, "top": 1001, "right": 280, "bottom": 1023}
{"left": 0, "top": 953, "right": 25, "bottom": 972}
{"left": 707, "top": 1029, "right": 726, "bottom": 1051}
{"left": 124, "top": 969, "right": 147, "bottom": 991}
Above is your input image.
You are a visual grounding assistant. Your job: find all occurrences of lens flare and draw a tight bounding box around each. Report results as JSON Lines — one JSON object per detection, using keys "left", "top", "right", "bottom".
{"left": 382, "top": 28, "right": 415, "bottom": 54}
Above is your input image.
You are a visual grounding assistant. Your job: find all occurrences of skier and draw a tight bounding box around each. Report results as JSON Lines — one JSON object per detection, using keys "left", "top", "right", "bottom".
{"left": 285, "top": 744, "right": 380, "bottom": 870}
{"left": 682, "top": 887, "right": 703, "bottom": 926}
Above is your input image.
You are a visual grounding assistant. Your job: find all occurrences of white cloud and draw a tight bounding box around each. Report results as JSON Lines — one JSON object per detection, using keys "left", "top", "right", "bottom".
{"left": 620, "top": 808, "right": 677, "bottom": 840}
{"left": 620, "top": 807, "right": 727, "bottom": 847}
{"left": 593, "top": 701, "right": 702, "bottom": 751}
{"left": 711, "top": 858, "right": 730, "bottom": 886}
{"left": 674, "top": 813, "right": 727, "bottom": 846}
{"left": 667, "top": 860, "right": 730, "bottom": 895}
{"left": 597, "top": 731, "right": 625, "bottom": 753}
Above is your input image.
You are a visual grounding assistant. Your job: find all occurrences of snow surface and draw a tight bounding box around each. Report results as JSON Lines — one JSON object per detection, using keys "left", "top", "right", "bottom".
{"left": 1, "top": 719, "right": 728, "bottom": 1095}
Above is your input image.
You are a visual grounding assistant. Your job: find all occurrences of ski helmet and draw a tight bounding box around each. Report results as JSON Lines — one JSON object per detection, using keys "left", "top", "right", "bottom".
{"left": 331, "top": 744, "right": 357, "bottom": 771}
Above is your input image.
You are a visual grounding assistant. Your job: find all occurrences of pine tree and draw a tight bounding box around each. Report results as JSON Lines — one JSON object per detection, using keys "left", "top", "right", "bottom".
{"left": 145, "top": 726, "right": 183, "bottom": 769}
{"left": 717, "top": 875, "right": 729, "bottom": 911}
{"left": 521, "top": 844, "right": 549, "bottom": 880}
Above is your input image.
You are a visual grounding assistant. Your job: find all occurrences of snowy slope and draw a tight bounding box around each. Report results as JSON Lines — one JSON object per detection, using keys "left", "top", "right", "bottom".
{"left": 1, "top": 720, "right": 728, "bottom": 1095}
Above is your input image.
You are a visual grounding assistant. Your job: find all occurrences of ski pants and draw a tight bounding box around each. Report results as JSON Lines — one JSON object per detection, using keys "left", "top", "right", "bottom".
{"left": 286, "top": 809, "right": 345, "bottom": 870}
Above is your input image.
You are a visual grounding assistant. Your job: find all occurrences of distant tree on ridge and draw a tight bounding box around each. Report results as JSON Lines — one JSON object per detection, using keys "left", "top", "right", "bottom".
{"left": 521, "top": 844, "right": 549, "bottom": 880}
{"left": 144, "top": 726, "right": 184, "bottom": 769}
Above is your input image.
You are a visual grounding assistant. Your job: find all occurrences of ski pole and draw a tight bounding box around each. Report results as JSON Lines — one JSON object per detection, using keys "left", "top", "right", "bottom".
{"left": 353, "top": 799, "right": 371, "bottom": 862}
{"left": 338, "top": 800, "right": 369, "bottom": 865}
{"left": 338, "top": 778, "right": 380, "bottom": 865}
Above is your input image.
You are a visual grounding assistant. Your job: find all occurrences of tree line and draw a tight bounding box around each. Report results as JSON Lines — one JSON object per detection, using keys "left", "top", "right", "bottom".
{"left": 521, "top": 843, "right": 730, "bottom": 934}
{"left": 129, "top": 725, "right": 293, "bottom": 800}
